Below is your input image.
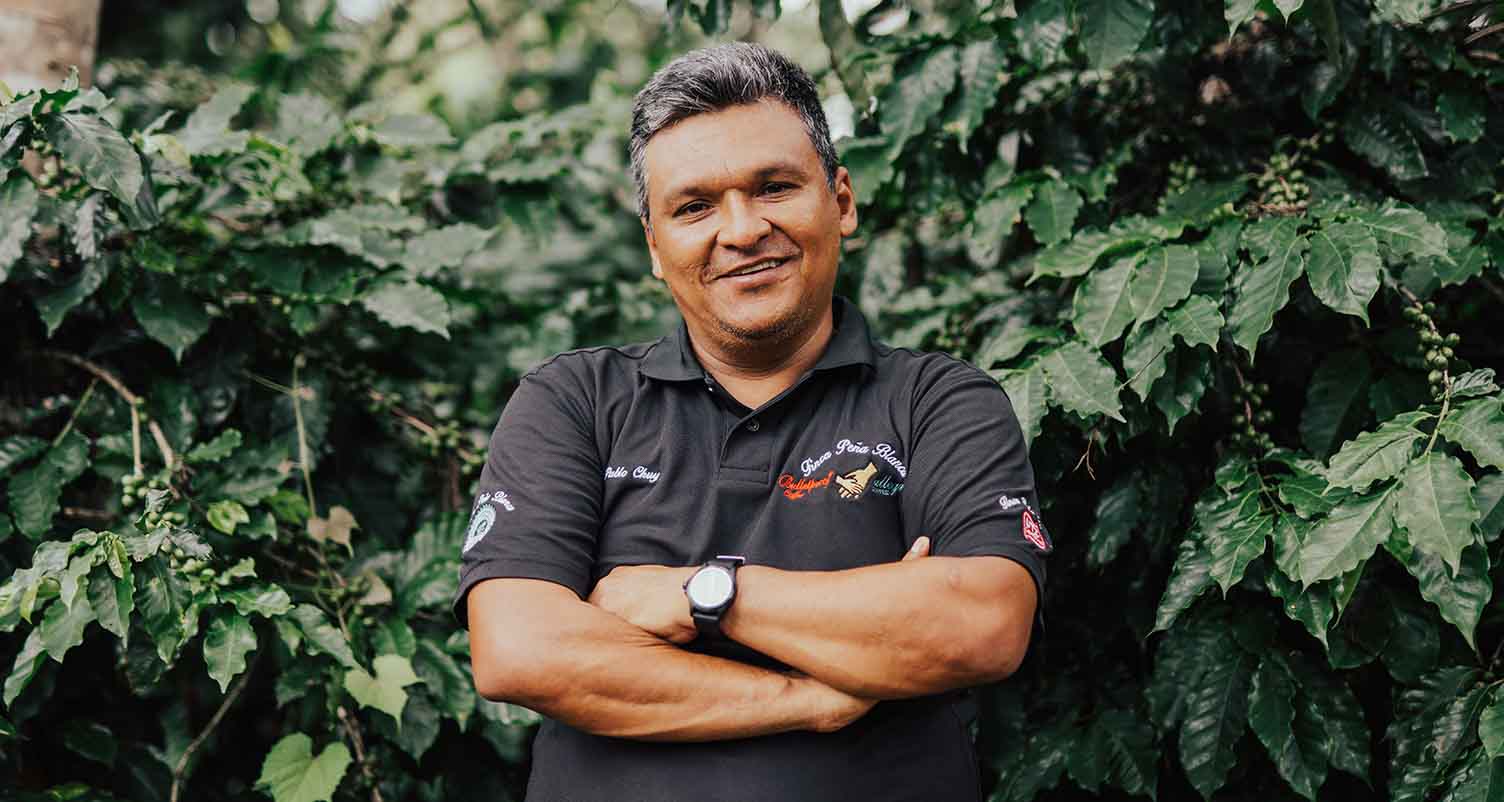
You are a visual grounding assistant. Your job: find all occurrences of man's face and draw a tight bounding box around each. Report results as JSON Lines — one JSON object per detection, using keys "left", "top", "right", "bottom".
{"left": 640, "top": 99, "right": 857, "bottom": 349}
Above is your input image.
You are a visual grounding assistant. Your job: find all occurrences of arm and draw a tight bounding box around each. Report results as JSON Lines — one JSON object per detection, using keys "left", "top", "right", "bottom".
{"left": 468, "top": 576, "right": 876, "bottom": 741}
{"left": 590, "top": 543, "right": 1037, "bottom": 700}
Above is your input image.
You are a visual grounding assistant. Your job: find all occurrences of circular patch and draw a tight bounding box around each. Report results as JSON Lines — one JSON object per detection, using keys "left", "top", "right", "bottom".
{"left": 1021, "top": 508, "right": 1050, "bottom": 552}
{"left": 462, "top": 503, "right": 497, "bottom": 553}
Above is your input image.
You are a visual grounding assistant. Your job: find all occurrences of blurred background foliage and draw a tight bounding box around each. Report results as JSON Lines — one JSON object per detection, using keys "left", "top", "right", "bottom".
{"left": 2, "top": 0, "right": 1504, "bottom": 801}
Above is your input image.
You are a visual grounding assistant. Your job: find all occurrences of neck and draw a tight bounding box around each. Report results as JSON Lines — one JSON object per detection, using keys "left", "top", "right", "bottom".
{"left": 686, "top": 306, "right": 835, "bottom": 409}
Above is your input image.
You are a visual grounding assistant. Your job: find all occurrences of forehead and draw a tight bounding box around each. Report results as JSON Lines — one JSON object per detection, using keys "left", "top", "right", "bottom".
{"left": 642, "top": 99, "right": 821, "bottom": 200}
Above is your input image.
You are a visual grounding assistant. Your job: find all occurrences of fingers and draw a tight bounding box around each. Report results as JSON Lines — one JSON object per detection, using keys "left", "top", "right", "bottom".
{"left": 902, "top": 536, "right": 930, "bottom": 561}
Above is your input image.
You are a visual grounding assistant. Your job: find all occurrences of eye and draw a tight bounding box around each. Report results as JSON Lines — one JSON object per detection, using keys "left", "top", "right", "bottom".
{"left": 761, "top": 182, "right": 793, "bottom": 195}
{"left": 674, "top": 201, "right": 710, "bottom": 218}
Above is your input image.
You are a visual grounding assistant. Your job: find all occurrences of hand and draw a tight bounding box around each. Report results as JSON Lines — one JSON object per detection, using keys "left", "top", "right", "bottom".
{"left": 588, "top": 564, "right": 699, "bottom": 644}
{"left": 834, "top": 462, "right": 880, "bottom": 499}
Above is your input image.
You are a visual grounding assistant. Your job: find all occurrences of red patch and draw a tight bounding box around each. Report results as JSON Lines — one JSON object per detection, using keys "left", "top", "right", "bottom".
{"left": 1021, "top": 508, "right": 1049, "bottom": 551}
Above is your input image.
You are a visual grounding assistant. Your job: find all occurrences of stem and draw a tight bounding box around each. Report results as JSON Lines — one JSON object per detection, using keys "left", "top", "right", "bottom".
{"left": 170, "top": 652, "right": 258, "bottom": 802}
{"left": 337, "top": 706, "right": 387, "bottom": 802}
{"left": 52, "top": 379, "right": 97, "bottom": 446}
{"left": 292, "top": 356, "right": 317, "bottom": 515}
{"left": 1424, "top": 388, "right": 1451, "bottom": 458}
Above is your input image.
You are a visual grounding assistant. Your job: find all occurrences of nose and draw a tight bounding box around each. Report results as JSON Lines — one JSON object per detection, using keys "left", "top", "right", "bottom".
{"left": 716, "top": 193, "right": 771, "bottom": 249}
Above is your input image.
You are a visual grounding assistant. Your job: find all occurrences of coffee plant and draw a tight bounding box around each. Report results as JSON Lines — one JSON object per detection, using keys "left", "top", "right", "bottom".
{"left": 1, "top": 1, "right": 1502, "bottom": 800}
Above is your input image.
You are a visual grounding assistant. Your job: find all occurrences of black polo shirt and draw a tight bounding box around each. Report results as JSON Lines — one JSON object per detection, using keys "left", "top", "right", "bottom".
{"left": 455, "top": 296, "right": 1051, "bottom": 802}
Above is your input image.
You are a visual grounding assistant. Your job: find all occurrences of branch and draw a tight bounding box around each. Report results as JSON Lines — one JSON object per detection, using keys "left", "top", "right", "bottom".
{"left": 39, "top": 350, "right": 176, "bottom": 471}
{"left": 170, "top": 652, "right": 258, "bottom": 802}
{"left": 338, "top": 706, "right": 386, "bottom": 802}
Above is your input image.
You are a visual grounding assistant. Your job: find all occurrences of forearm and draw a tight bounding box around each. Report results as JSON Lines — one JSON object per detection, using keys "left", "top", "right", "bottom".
{"left": 720, "top": 556, "right": 1034, "bottom": 698}
{"left": 468, "top": 580, "right": 841, "bottom": 741}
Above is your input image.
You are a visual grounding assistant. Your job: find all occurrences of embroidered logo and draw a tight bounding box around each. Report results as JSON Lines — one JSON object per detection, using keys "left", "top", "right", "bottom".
{"left": 796, "top": 438, "right": 908, "bottom": 479}
{"left": 999, "top": 494, "right": 1025, "bottom": 511}
{"left": 1021, "top": 507, "right": 1050, "bottom": 552}
{"left": 462, "top": 491, "right": 514, "bottom": 553}
{"left": 835, "top": 462, "right": 879, "bottom": 500}
{"left": 778, "top": 470, "right": 833, "bottom": 500}
{"left": 604, "top": 465, "right": 661, "bottom": 484}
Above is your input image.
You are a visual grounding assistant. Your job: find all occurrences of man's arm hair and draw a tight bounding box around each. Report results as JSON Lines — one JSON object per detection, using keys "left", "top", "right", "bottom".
{"left": 718, "top": 554, "right": 1037, "bottom": 699}
{"left": 467, "top": 577, "right": 873, "bottom": 741}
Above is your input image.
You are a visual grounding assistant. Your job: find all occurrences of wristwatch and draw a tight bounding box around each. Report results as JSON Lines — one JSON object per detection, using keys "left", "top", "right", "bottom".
{"left": 683, "top": 555, "right": 745, "bottom": 638}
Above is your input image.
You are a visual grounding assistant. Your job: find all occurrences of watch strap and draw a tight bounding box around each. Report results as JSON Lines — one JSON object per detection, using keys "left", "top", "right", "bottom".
{"left": 687, "top": 556, "right": 744, "bottom": 639}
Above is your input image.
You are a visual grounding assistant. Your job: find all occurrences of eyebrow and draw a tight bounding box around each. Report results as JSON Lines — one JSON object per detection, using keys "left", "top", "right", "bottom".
{"left": 659, "top": 161, "right": 813, "bottom": 208}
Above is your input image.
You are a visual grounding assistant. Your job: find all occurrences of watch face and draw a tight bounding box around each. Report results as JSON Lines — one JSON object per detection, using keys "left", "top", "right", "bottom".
{"left": 687, "top": 566, "right": 734, "bottom": 608}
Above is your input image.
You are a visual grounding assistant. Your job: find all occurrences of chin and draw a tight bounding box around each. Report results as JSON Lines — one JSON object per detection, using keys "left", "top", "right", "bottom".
{"left": 714, "top": 305, "right": 806, "bottom": 343}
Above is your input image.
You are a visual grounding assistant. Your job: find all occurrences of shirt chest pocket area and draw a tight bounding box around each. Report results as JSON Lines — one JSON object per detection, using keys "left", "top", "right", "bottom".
{"left": 597, "top": 466, "right": 687, "bottom": 568}
{"left": 774, "top": 454, "right": 909, "bottom": 570}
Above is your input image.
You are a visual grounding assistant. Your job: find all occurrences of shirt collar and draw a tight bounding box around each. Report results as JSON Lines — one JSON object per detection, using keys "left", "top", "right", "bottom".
{"left": 639, "top": 295, "right": 877, "bottom": 382}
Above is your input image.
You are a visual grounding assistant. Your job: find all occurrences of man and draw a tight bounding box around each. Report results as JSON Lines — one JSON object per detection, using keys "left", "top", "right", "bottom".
{"left": 455, "top": 42, "right": 1051, "bottom": 802}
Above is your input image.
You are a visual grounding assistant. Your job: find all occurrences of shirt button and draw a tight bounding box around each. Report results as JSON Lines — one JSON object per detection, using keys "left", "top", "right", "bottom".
{"left": 746, "top": 419, "right": 761, "bottom": 432}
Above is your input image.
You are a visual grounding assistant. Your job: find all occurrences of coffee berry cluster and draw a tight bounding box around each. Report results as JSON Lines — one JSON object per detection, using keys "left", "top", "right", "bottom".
{"left": 1404, "top": 301, "right": 1458, "bottom": 400}
{"left": 1229, "top": 381, "right": 1275, "bottom": 452}
{"left": 120, "top": 471, "right": 186, "bottom": 530}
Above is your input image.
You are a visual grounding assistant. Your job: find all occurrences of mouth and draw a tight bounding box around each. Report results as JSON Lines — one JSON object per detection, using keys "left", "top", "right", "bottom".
{"left": 717, "top": 257, "right": 792, "bottom": 281}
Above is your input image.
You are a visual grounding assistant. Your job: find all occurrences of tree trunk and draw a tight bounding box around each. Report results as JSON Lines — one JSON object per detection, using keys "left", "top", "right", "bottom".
{"left": 0, "top": 0, "right": 102, "bottom": 93}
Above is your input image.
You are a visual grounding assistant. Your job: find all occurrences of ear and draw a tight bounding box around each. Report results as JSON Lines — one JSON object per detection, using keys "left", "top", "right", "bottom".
{"left": 641, "top": 216, "right": 665, "bottom": 280}
{"left": 833, "top": 166, "right": 858, "bottom": 237}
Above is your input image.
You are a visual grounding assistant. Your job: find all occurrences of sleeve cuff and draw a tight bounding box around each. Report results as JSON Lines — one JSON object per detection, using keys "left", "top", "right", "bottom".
{"left": 452, "top": 559, "right": 590, "bottom": 628}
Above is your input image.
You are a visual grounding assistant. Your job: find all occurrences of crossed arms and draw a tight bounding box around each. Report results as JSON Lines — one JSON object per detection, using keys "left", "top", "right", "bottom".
{"left": 465, "top": 540, "right": 1037, "bottom": 742}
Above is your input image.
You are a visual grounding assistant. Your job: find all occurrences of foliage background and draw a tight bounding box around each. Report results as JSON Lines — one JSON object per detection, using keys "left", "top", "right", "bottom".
{"left": 2, "top": 0, "right": 1504, "bottom": 800}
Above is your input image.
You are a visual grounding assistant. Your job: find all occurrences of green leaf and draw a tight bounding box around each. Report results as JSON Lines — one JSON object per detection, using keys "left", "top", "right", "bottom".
{"left": 1151, "top": 347, "right": 1212, "bottom": 434}
{"left": 1273, "top": 0, "right": 1305, "bottom": 20}
{"left": 1343, "top": 107, "right": 1427, "bottom": 182}
{"left": 1300, "top": 349, "right": 1373, "bottom": 458}
{"left": 289, "top": 605, "right": 359, "bottom": 669}
{"left": 1265, "top": 558, "right": 1342, "bottom": 647}
{"left": 1437, "top": 92, "right": 1486, "bottom": 144}
{"left": 203, "top": 609, "right": 257, "bottom": 693}
{"left": 1225, "top": 0, "right": 1258, "bottom": 34}
{"left": 39, "top": 590, "right": 94, "bottom": 662}
{"left": 136, "top": 557, "right": 191, "bottom": 664}
{"left": 1165, "top": 295, "right": 1223, "bottom": 349}
{"left": 1374, "top": 0, "right": 1440, "bottom": 24}
{"left": 999, "top": 364, "right": 1048, "bottom": 447}
{"left": 1087, "top": 474, "right": 1143, "bottom": 569}
{"left": 1129, "top": 244, "right": 1199, "bottom": 325}
{"left": 1389, "top": 532, "right": 1491, "bottom": 649}
{"left": 1153, "top": 535, "right": 1214, "bottom": 633}
{"left": 255, "top": 734, "right": 351, "bottom": 802}
{"left": 1478, "top": 474, "right": 1504, "bottom": 543}
{"left": 1350, "top": 201, "right": 1449, "bottom": 261}
{"left": 1077, "top": 0, "right": 1154, "bottom": 70}
{"left": 403, "top": 224, "right": 491, "bottom": 278}
{"left": 1228, "top": 217, "right": 1307, "bottom": 357}
{"left": 1071, "top": 254, "right": 1137, "bottom": 347}
{"left": 132, "top": 282, "right": 210, "bottom": 362}
{"left": 1451, "top": 370, "right": 1499, "bottom": 400}
{"left": 360, "top": 281, "right": 451, "bottom": 339}
{"left": 951, "top": 40, "right": 1006, "bottom": 144}
{"left": 1067, "top": 709, "right": 1158, "bottom": 798}
{"left": 1326, "top": 411, "right": 1427, "bottom": 491}
{"left": 370, "top": 114, "right": 454, "bottom": 148}
{"left": 221, "top": 584, "right": 293, "bottom": 619}
{"left": 178, "top": 84, "right": 253, "bottom": 156}
{"left": 0, "top": 435, "right": 46, "bottom": 474}
{"left": 345, "top": 653, "right": 421, "bottom": 724}
{"left": 86, "top": 569, "right": 133, "bottom": 646}
{"left": 0, "top": 173, "right": 39, "bottom": 282}
{"left": 1164, "top": 179, "right": 1248, "bottom": 224}
{"left": 206, "top": 500, "right": 250, "bottom": 535}
{"left": 6, "top": 432, "right": 90, "bottom": 539}
{"left": 880, "top": 45, "right": 959, "bottom": 161}
{"left": 1024, "top": 180, "right": 1082, "bottom": 247}
{"left": 1481, "top": 693, "right": 1504, "bottom": 760}
{"left": 273, "top": 91, "right": 343, "bottom": 156}
{"left": 1437, "top": 749, "right": 1504, "bottom": 802}
{"left": 1286, "top": 650, "right": 1370, "bottom": 781}
{"left": 34, "top": 254, "right": 110, "bottom": 337}
{"left": 187, "top": 429, "right": 242, "bottom": 464}
{"left": 1306, "top": 221, "right": 1382, "bottom": 323}
{"left": 61, "top": 718, "right": 116, "bottom": 767}
{"left": 1039, "top": 342, "right": 1124, "bottom": 422}
{"left": 1298, "top": 486, "right": 1396, "bottom": 586}
{"left": 1389, "top": 667, "right": 1484, "bottom": 802}
{"left": 1122, "top": 319, "right": 1172, "bottom": 399}
{"left": 1439, "top": 397, "right": 1504, "bottom": 472}
{"left": 1029, "top": 215, "right": 1184, "bottom": 282}
{"left": 413, "top": 639, "right": 475, "bottom": 728}
{"left": 43, "top": 112, "right": 144, "bottom": 207}
{"left": 1249, "top": 656, "right": 1328, "bottom": 800}
{"left": 1207, "top": 511, "right": 1273, "bottom": 595}
{"left": 4, "top": 629, "right": 46, "bottom": 707}
{"left": 1180, "top": 640, "right": 1257, "bottom": 798}
{"left": 975, "top": 323, "right": 1053, "bottom": 369}
{"left": 1394, "top": 453, "right": 1480, "bottom": 578}
{"left": 1016, "top": 0, "right": 1072, "bottom": 67}
{"left": 965, "top": 184, "right": 1033, "bottom": 267}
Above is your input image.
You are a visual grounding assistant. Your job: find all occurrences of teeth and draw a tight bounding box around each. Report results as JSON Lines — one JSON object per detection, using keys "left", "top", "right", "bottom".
{"left": 729, "top": 259, "right": 782, "bottom": 277}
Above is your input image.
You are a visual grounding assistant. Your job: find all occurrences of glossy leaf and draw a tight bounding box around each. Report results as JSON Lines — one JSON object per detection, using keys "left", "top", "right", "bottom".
{"left": 1305, "top": 221, "right": 1382, "bottom": 323}
{"left": 1165, "top": 295, "right": 1223, "bottom": 349}
{"left": 256, "top": 734, "right": 350, "bottom": 802}
{"left": 1078, "top": 0, "right": 1154, "bottom": 70}
{"left": 1438, "top": 397, "right": 1504, "bottom": 472}
{"left": 0, "top": 173, "right": 39, "bottom": 281}
{"left": 1039, "top": 342, "right": 1125, "bottom": 422}
{"left": 361, "top": 281, "right": 451, "bottom": 339}
{"left": 203, "top": 610, "right": 257, "bottom": 693}
{"left": 1228, "top": 217, "right": 1306, "bottom": 356}
{"left": 1072, "top": 254, "right": 1137, "bottom": 347}
{"left": 345, "top": 653, "right": 421, "bottom": 724}
{"left": 1129, "top": 245, "right": 1199, "bottom": 326}
{"left": 1024, "top": 180, "right": 1082, "bottom": 247}
{"left": 1298, "top": 486, "right": 1396, "bottom": 586}
{"left": 1326, "top": 410, "right": 1427, "bottom": 491}
{"left": 1394, "top": 453, "right": 1480, "bottom": 578}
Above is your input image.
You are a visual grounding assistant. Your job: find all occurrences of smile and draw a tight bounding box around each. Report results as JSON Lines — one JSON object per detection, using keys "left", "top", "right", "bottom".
{"left": 718, "top": 257, "right": 791, "bottom": 280}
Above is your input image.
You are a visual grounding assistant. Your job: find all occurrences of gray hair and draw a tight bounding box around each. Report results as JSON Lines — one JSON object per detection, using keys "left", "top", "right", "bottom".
{"left": 629, "top": 42, "right": 839, "bottom": 219}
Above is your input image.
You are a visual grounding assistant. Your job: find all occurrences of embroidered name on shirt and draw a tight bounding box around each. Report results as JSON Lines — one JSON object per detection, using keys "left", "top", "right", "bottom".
{"left": 798, "top": 438, "right": 908, "bottom": 479}
{"left": 604, "top": 465, "right": 661, "bottom": 484}
{"left": 779, "top": 470, "right": 834, "bottom": 500}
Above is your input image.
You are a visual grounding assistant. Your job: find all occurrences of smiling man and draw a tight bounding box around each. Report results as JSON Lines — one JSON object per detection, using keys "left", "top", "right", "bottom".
{"left": 456, "top": 43, "right": 1051, "bottom": 802}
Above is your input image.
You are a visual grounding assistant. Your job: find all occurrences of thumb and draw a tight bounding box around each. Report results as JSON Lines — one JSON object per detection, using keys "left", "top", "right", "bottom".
{"left": 902, "top": 536, "right": 931, "bottom": 561}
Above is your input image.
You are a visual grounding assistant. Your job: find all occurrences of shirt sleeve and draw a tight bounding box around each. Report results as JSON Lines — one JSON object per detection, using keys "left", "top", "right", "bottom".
{"left": 452, "top": 362, "right": 603, "bottom": 628}
{"left": 899, "top": 360, "right": 1051, "bottom": 607}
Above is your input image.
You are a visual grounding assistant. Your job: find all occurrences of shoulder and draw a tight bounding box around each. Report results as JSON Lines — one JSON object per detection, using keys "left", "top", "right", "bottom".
{"left": 520, "top": 339, "right": 662, "bottom": 385}
{"left": 505, "top": 339, "right": 663, "bottom": 422}
{"left": 871, "top": 341, "right": 1001, "bottom": 399}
